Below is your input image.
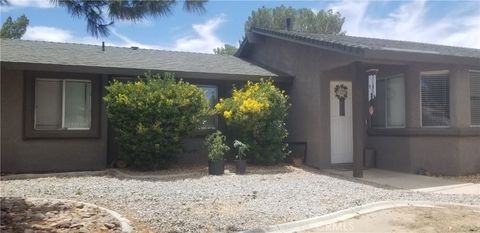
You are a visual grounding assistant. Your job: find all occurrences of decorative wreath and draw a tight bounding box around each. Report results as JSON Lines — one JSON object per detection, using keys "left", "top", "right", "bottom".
{"left": 334, "top": 84, "right": 348, "bottom": 100}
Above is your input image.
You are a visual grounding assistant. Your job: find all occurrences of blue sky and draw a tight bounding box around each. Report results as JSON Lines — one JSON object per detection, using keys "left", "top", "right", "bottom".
{"left": 1, "top": 0, "right": 479, "bottom": 53}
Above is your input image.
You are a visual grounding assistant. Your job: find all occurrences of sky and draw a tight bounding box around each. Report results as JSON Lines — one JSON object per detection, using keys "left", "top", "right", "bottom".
{"left": 1, "top": 0, "right": 479, "bottom": 53}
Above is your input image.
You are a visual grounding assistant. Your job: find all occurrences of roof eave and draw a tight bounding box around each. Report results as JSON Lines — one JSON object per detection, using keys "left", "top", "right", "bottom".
{"left": 250, "top": 28, "right": 366, "bottom": 58}
{"left": 364, "top": 49, "right": 480, "bottom": 66}
{"left": 1, "top": 61, "right": 292, "bottom": 83}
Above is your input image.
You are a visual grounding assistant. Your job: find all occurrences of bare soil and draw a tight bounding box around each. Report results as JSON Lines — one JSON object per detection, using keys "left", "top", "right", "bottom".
{"left": 304, "top": 205, "right": 480, "bottom": 233}
{"left": 1, "top": 197, "right": 122, "bottom": 233}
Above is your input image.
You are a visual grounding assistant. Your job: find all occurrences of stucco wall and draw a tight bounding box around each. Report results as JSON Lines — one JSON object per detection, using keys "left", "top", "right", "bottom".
{"left": 367, "top": 64, "right": 480, "bottom": 175}
{"left": 1, "top": 69, "right": 108, "bottom": 173}
{"left": 242, "top": 35, "right": 479, "bottom": 175}
{"left": 245, "top": 36, "right": 361, "bottom": 168}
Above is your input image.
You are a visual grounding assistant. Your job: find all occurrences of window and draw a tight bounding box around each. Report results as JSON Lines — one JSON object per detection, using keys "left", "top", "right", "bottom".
{"left": 471, "top": 71, "right": 480, "bottom": 126}
{"left": 421, "top": 71, "right": 449, "bottom": 127}
{"left": 198, "top": 85, "right": 218, "bottom": 129}
{"left": 24, "top": 71, "right": 99, "bottom": 138}
{"left": 372, "top": 74, "right": 405, "bottom": 128}
{"left": 35, "top": 79, "right": 92, "bottom": 130}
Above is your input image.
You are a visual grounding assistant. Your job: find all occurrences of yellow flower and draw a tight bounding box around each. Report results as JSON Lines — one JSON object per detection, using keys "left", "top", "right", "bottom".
{"left": 223, "top": 110, "right": 233, "bottom": 119}
{"left": 116, "top": 93, "right": 130, "bottom": 104}
{"left": 215, "top": 102, "right": 223, "bottom": 111}
{"left": 240, "top": 98, "right": 265, "bottom": 113}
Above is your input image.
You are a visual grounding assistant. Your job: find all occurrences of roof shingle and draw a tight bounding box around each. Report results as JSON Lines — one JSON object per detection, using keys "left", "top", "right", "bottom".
{"left": 252, "top": 28, "right": 480, "bottom": 59}
{"left": 0, "top": 39, "right": 278, "bottom": 77}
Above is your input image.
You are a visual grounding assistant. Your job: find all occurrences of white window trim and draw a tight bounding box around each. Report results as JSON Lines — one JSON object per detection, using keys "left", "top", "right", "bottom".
{"left": 372, "top": 74, "right": 406, "bottom": 129}
{"left": 34, "top": 78, "right": 92, "bottom": 131}
{"left": 419, "top": 71, "right": 450, "bottom": 128}
{"left": 469, "top": 70, "right": 480, "bottom": 127}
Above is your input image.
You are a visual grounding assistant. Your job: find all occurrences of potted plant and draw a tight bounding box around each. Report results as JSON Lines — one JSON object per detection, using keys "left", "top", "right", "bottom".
{"left": 233, "top": 140, "right": 248, "bottom": 174}
{"left": 292, "top": 156, "right": 303, "bottom": 167}
{"left": 205, "top": 131, "right": 230, "bottom": 175}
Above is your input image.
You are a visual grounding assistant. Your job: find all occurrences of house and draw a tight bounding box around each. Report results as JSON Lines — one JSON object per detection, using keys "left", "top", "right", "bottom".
{"left": 236, "top": 28, "right": 480, "bottom": 176}
{"left": 1, "top": 27, "right": 479, "bottom": 175}
{"left": 0, "top": 39, "right": 290, "bottom": 173}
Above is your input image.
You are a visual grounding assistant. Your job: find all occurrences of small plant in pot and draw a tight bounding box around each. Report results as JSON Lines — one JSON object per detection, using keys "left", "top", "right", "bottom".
{"left": 233, "top": 140, "right": 248, "bottom": 174}
{"left": 205, "top": 131, "right": 230, "bottom": 175}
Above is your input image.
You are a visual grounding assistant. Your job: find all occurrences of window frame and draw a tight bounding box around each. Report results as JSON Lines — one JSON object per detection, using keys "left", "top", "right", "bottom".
{"left": 34, "top": 78, "right": 92, "bottom": 131}
{"left": 24, "top": 71, "right": 101, "bottom": 139}
{"left": 419, "top": 70, "right": 450, "bottom": 128}
{"left": 197, "top": 84, "right": 219, "bottom": 130}
{"left": 372, "top": 73, "right": 406, "bottom": 129}
{"left": 470, "top": 70, "right": 480, "bottom": 127}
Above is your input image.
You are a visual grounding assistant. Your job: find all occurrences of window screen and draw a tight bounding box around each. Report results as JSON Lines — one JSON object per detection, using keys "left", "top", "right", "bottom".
{"left": 471, "top": 71, "right": 480, "bottom": 126}
{"left": 421, "top": 73, "right": 449, "bottom": 127}
{"left": 34, "top": 79, "right": 92, "bottom": 130}
{"left": 64, "top": 81, "right": 92, "bottom": 129}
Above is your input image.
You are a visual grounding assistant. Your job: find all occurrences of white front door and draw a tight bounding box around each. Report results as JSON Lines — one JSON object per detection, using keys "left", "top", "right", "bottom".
{"left": 330, "top": 81, "right": 353, "bottom": 164}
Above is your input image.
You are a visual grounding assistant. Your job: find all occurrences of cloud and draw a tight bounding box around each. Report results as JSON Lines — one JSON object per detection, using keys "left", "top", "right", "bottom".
{"left": 23, "top": 26, "right": 73, "bottom": 42}
{"left": 328, "top": 0, "right": 480, "bottom": 49}
{"left": 108, "top": 15, "right": 227, "bottom": 53}
{"left": 23, "top": 26, "right": 109, "bottom": 46}
{"left": 169, "top": 15, "right": 226, "bottom": 53}
{"left": 1, "top": 0, "right": 54, "bottom": 11}
{"left": 20, "top": 15, "right": 228, "bottom": 54}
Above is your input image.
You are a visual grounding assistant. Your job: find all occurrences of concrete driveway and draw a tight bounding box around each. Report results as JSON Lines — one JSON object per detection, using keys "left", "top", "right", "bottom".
{"left": 325, "top": 168, "right": 480, "bottom": 195}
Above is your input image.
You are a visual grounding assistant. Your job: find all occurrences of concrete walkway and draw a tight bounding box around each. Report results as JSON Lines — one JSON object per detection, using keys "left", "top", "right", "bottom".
{"left": 325, "top": 168, "right": 480, "bottom": 195}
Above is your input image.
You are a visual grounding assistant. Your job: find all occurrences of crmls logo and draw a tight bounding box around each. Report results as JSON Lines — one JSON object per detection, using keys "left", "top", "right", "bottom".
{"left": 315, "top": 222, "right": 355, "bottom": 232}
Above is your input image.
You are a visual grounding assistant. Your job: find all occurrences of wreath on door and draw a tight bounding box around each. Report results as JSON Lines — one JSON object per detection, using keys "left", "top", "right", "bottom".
{"left": 334, "top": 84, "right": 348, "bottom": 116}
{"left": 334, "top": 84, "right": 348, "bottom": 100}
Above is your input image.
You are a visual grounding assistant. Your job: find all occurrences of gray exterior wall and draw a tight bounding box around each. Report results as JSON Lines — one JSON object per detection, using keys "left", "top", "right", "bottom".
{"left": 1, "top": 65, "right": 250, "bottom": 173}
{"left": 1, "top": 68, "right": 108, "bottom": 173}
{"left": 243, "top": 36, "right": 363, "bottom": 169}
{"left": 242, "top": 35, "right": 480, "bottom": 175}
{"left": 368, "top": 64, "right": 480, "bottom": 175}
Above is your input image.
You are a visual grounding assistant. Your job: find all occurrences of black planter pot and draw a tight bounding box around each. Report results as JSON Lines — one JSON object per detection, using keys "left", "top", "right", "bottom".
{"left": 208, "top": 160, "right": 225, "bottom": 175}
{"left": 235, "top": 160, "right": 247, "bottom": 175}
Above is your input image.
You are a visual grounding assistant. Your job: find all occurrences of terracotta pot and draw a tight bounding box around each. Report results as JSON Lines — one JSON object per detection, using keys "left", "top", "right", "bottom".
{"left": 292, "top": 157, "right": 303, "bottom": 167}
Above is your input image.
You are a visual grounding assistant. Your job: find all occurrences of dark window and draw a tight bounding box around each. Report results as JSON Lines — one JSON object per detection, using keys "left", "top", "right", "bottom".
{"left": 372, "top": 74, "right": 405, "bottom": 128}
{"left": 471, "top": 71, "right": 480, "bottom": 126}
{"left": 198, "top": 85, "right": 218, "bottom": 129}
{"left": 24, "top": 71, "right": 100, "bottom": 138}
{"left": 421, "top": 72, "right": 449, "bottom": 127}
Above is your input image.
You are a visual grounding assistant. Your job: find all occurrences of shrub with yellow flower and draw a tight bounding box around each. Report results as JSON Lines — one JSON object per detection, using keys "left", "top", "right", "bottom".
{"left": 216, "top": 79, "right": 290, "bottom": 164}
{"left": 103, "top": 72, "right": 210, "bottom": 170}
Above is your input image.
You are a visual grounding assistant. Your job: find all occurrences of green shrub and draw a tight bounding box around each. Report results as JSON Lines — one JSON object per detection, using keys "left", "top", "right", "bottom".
{"left": 215, "top": 79, "right": 290, "bottom": 164}
{"left": 233, "top": 140, "right": 248, "bottom": 160}
{"left": 205, "top": 131, "right": 230, "bottom": 161}
{"left": 103, "top": 72, "right": 210, "bottom": 170}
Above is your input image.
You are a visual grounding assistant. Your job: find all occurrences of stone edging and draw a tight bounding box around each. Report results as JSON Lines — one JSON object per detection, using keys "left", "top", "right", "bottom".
{"left": 240, "top": 201, "right": 480, "bottom": 233}
{"left": 27, "top": 197, "right": 133, "bottom": 233}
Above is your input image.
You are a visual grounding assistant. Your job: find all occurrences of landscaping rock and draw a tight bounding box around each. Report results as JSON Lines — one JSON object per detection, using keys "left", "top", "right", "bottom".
{"left": 1, "top": 166, "right": 479, "bottom": 232}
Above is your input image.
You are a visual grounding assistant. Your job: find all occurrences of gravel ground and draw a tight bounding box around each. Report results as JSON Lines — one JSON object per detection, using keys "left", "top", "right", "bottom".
{"left": 442, "top": 173, "right": 480, "bottom": 184}
{"left": 1, "top": 166, "right": 479, "bottom": 233}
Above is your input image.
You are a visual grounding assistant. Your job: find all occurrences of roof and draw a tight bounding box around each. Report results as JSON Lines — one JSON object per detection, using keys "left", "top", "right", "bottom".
{"left": 248, "top": 28, "right": 480, "bottom": 59}
{"left": 0, "top": 39, "right": 279, "bottom": 77}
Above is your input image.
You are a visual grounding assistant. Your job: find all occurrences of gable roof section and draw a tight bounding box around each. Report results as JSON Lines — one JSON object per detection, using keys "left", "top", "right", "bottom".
{"left": 245, "top": 28, "right": 480, "bottom": 59}
{"left": 0, "top": 39, "right": 280, "bottom": 78}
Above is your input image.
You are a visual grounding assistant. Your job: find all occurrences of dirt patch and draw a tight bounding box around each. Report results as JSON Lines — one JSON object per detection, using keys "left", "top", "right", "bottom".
{"left": 1, "top": 197, "right": 122, "bottom": 233}
{"left": 116, "top": 163, "right": 296, "bottom": 176}
{"left": 304, "top": 205, "right": 480, "bottom": 233}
